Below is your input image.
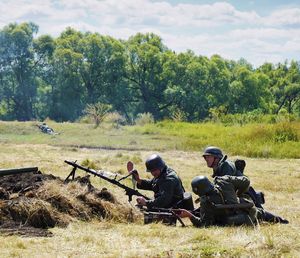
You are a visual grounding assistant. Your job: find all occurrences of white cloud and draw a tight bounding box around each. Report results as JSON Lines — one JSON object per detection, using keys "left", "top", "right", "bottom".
{"left": 0, "top": 0, "right": 299, "bottom": 66}
{"left": 264, "top": 7, "right": 300, "bottom": 26}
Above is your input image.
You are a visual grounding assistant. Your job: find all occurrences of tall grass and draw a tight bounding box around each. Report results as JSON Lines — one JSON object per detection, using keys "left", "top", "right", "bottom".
{"left": 131, "top": 121, "right": 300, "bottom": 158}
{"left": 0, "top": 120, "right": 299, "bottom": 158}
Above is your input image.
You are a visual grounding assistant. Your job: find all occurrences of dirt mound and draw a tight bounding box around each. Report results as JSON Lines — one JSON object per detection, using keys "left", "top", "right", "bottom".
{"left": 0, "top": 171, "right": 140, "bottom": 237}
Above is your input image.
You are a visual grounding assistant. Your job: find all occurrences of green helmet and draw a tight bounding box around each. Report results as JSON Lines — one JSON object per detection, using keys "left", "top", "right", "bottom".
{"left": 191, "top": 176, "right": 214, "bottom": 196}
{"left": 145, "top": 154, "right": 166, "bottom": 172}
{"left": 202, "top": 146, "right": 223, "bottom": 158}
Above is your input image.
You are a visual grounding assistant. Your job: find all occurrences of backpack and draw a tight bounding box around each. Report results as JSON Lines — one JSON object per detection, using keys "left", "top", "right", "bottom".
{"left": 234, "top": 159, "right": 246, "bottom": 174}
{"left": 234, "top": 159, "right": 265, "bottom": 207}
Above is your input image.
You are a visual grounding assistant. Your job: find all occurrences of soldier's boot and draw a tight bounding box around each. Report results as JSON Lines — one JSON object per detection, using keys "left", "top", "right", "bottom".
{"left": 264, "top": 211, "right": 289, "bottom": 224}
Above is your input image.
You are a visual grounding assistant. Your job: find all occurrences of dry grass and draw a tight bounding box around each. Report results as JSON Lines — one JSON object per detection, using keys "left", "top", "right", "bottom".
{"left": 0, "top": 143, "right": 299, "bottom": 257}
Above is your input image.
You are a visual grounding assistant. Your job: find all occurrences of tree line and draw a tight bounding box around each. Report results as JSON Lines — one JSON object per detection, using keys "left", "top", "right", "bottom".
{"left": 0, "top": 22, "right": 299, "bottom": 122}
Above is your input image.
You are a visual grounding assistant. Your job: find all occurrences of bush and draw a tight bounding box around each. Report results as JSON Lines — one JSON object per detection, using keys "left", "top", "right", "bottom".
{"left": 135, "top": 113, "right": 154, "bottom": 126}
{"left": 171, "top": 109, "right": 187, "bottom": 122}
{"left": 213, "top": 112, "right": 299, "bottom": 125}
{"left": 273, "top": 122, "right": 299, "bottom": 143}
{"left": 83, "top": 103, "right": 112, "bottom": 128}
{"left": 77, "top": 115, "right": 92, "bottom": 124}
{"left": 104, "top": 112, "right": 127, "bottom": 127}
{"left": 81, "top": 159, "right": 97, "bottom": 169}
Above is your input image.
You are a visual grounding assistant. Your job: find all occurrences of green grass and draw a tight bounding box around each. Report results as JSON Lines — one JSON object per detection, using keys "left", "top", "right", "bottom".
{"left": 0, "top": 120, "right": 299, "bottom": 158}
{"left": 130, "top": 121, "right": 300, "bottom": 158}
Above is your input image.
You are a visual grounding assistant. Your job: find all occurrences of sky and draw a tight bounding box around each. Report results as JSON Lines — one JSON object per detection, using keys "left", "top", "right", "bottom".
{"left": 0, "top": 0, "right": 299, "bottom": 67}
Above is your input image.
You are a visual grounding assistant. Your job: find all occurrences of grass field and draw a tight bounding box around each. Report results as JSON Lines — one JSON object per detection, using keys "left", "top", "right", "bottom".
{"left": 0, "top": 120, "right": 299, "bottom": 158}
{"left": 0, "top": 121, "right": 299, "bottom": 257}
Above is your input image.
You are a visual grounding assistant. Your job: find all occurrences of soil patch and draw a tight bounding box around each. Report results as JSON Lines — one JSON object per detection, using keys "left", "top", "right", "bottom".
{"left": 0, "top": 171, "right": 139, "bottom": 237}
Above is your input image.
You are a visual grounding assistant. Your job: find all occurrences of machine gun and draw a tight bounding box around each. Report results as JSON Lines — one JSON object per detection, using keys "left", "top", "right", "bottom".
{"left": 0, "top": 167, "right": 39, "bottom": 177}
{"left": 64, "top": 160, "right": 186, "bottom": 226}
{"left": 64, "top": 160, "right": 150, "bottom": 202}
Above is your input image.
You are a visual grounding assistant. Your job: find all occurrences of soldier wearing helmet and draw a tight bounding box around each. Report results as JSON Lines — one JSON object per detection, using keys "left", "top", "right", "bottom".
{"left": 202, "top": 146, "right": 289, "bottom": 224}
{"left": 128, "top": 154, "right": 185, "bottom": 209}
{"left": 202, "top": 146, "right": 242, "bottom": 177}
{"left": 177, "top": 175, "right": 257, "bottom": 227}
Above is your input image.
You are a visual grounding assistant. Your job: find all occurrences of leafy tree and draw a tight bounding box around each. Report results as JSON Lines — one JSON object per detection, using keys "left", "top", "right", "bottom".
{"left": 0, "top": 22, "right": 38, "bottom": 120}
{"left": 229, "top": 66, "right": 270, "bottom": 113}
{"left": 163, "top": 51, "right": 209, "bottom": 121}
{"left": 262, "top": 61, "right": 300, "bottom": 114}
{"left": 125, "top": 33, "right": 170, "bottom": 119}
{"left": 0, "top": 22, "right": 299, "bottom": 122}
{"left": 205, "top": 55, "right": 231, "bottom": 115}
{"left": 50, "top": 28, "right": 85, "bottom": 121}
{"left": 78, "top": 33, "right": 128, "bottom": 116}
{"left": 84, "top": 102, "right": 112, "bottom": 127}
{"left": 33, "top": 34, "right": 55, "bottom": 119}
{"left": 283, "top": 61, "right": 300, "bottom": 114}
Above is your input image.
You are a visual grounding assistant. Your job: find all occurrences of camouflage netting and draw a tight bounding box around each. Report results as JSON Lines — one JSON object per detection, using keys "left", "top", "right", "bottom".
{"left": 0, "top": 171, "right": 141, "bottom": 237}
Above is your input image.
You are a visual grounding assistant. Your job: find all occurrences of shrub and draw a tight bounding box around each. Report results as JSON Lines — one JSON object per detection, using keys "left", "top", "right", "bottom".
{"left": 104, "top": 112, "right": 127, "bottom": 127}
{"left": 81, "top": 159, "right": 97, "bottom": 169}
{"left": 273, "top": 122, "right": 299, "bottom": 143}
{"left": 213, "top": 112, "right": 299, "bottom": 125}
{"left": 77, "top": 115, "right": 92, "bottom": 124}
{"left": 171, "top": 109, "right": 187, "bottom": 122}
{"left": 83, "top": 103, "right": 112, "bottom": 128}
{"left": 135, "top": 113, "right": 154, "bottom": 126}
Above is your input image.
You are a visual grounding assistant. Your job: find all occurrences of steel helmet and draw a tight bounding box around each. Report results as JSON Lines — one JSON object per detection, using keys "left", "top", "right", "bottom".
{"left": 202, "top": 146, "right": 223, "bottom": 158}
{"left": 145, "top": 154, "right": 166, "bottom": 172}
{"left": 191, "top": 176, "right": 214, "bottom": 196}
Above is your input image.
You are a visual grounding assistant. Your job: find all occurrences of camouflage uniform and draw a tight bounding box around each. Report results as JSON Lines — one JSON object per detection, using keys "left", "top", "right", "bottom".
{"left": 137, "top": 166, "right": 184, "bottom": 209}
{"left": 190, "top": 175, "right": 256, "bottom": 227}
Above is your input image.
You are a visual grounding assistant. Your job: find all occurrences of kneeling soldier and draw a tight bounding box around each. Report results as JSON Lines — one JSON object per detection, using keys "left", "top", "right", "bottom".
{"left": 129, "top": 154, "right": 185, "bottom": 209}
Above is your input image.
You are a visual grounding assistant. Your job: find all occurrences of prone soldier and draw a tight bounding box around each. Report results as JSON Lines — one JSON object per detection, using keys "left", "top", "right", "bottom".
{"left": 177, "top": 175, "right": 257, "bottom": 227}
{"left": 201, "top": 146, "right": 288, "bottom": 224}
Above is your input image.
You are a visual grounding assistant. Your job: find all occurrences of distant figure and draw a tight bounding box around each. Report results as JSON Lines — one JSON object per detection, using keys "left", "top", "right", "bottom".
{"left": 37, "top": 123, "right": 55, "bottom": 135}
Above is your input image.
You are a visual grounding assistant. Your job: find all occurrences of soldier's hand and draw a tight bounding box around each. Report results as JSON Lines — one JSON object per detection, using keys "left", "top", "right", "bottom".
{"left": 127, "top": 161, "right": 134, "bottom": 172}
{"left": 136, "top": 197, "right": 147, "bottom": 206}
{"left": 130, "top": 169, "right": 140, "bottom": 181}
{"left": 126, "top": 161, "right": 141, "bottom": 184}
{"left": 175, "top": 209, "right": 193, "bottom": 219}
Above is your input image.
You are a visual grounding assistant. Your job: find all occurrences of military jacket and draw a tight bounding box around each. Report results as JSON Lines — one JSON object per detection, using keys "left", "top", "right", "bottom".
{"left": 190, "top": 175, "right": 251, "bottom": 227}
{"left": 137, "top": 166, "right": 184, "bottom": 209}
{"left": 212, "top": 157, "right": 243, "bottom": 177}
{"left": 212, "top": 156, "right": 265, "bottom": 210}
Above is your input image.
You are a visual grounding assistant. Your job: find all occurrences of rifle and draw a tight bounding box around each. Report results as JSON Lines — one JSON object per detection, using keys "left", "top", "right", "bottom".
{"left": 0, "top": 167, "right": 39, "bottom": 177}
{"left": 64, "top": 160, "right": 150, "bottom": 202}
{"left": 142, "top": 207, "right": 186, "bottom": 227}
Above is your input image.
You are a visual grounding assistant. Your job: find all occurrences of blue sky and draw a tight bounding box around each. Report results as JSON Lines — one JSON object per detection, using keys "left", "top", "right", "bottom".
{"left": 0, "top": 0, "right": 299, "bottom": 67}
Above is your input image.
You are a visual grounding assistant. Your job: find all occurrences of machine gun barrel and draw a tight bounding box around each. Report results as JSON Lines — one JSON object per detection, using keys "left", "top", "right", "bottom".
{"left": 64, "top": 160, "right": 150, "bottom": 202}
{"left": 0, "top": 167, "right": 38, "bottom": 177}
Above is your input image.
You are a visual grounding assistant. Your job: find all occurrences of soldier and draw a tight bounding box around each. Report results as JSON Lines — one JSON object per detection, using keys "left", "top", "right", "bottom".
{"left": 128, "top": 154, "right": 185, "bottom": 209}
{"left": 178, "top": 175, "right": 257, "bottom": 227}
{"left": 202, "top": 146, "right": 243, "bottom": 177}
{"left": 38, "top": 122, "right": 54, "bottom": 134}
{"left": 201, "top": 146, "right": 288, "bottom": 224}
